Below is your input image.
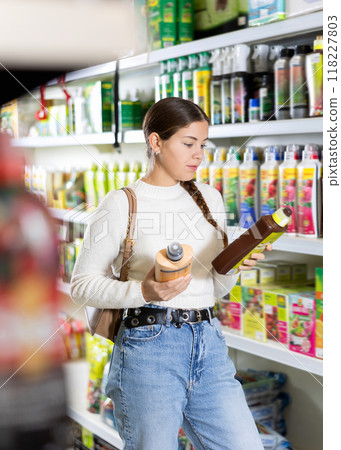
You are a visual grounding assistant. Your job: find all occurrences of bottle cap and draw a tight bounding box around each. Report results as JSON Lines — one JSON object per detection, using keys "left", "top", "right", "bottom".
{"left": 222, "top": 47, "right": 233, "bottom": 75}
{"left": 313, "top": 36, "right": 323, "bottom": 51}
{"left": 227, "top": 146, "right": 241, "bottom": 161}
{"left": 249, "top": 98, "right": 260, "bottom": 108}
{"left": 252, "top": 44, "right": 269, "bottom": 73}
{"left": 166, "top": 242, "right": 184, "bottom": 261}
{"left": 209, "top": 49, "right": 223, "bottom": 76}
{"left": 295, "top": 45, "right": 311, "bottom": 55}
{"left": 269, "top": 45, "right": 284, "bottom": 61}
{"left": 232, "top": 44, "right": 251, "bottom": 73}
{"left": 280, "top": 48, "right": 295, "bottom": 58}
{"left": 244, "top": 146, "right": 258, "bottom": 161}
{"left": 272, "top": 207, "right": 292, "bottom": 227}
{"left": 264, "top": 146, "right": 276, "bottom": 161}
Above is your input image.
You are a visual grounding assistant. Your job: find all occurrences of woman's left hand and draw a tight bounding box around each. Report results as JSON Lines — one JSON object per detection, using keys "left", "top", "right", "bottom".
{"left": 238, "top": 244, "right": 273, "bottom": 271}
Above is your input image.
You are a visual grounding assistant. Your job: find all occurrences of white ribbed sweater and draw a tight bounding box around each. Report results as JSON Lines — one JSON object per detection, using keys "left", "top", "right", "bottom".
{"left": 70, "top": 179, "right": 239, "bottom": 310}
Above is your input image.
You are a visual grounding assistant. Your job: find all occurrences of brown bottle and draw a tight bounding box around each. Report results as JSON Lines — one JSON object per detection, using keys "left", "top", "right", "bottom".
{"left": 212, "top": 207, "right": 292, "bottom": 275}
{"left": 155, "top": 242, "right": 193, "bottom": 282}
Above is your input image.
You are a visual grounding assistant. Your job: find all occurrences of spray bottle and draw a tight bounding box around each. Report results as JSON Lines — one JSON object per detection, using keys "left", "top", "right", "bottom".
{"left": 239, "top": 146, "right": 259, "bottom": 227}
{"left": 231, "top": 44, "right": 251, "bottom": 123}
{"left": 289, "top": 45, "right": 311, "bottom": 119}
{"left": 182, "top": 53, "right": 199, "bottom": 101}
{"left": 259, "top": 45, "right": 283, "bottom": 121}
{"left": 274, "top": 48, "right": 295, "bottom": 120}
{"left": 156, "top": 61, "right": 167, "bottom": 101}
{"left": 306, "top": 36, "right": 323, "bottom": 117}
{"left": 252, "top": 44, "right": 270, "bottom": 99}
{"left": 260, "top": 147, "right": 279, "bottom": 216}
{"left": 193, "top": 51, "right": 212, "bottom": 118}
{"left": 161, "top": 58, "right": 178, "bottom": 98}
{"left": 209, "top": 146, "right": 227, "bottom": 196}
{"left": 173, "top": 56, "right": 189, "bottom": 98}
{"left": 221, "top": 47, "right": 233, "bottom": 124}
{"left": 297, "top": 144, "right": 322, "bottom": 238}
{"left": 278, "top": 144, "right": 300, "bottom": 234}
{"left": 209, "top": 49, "right": 223, "bottom": 125}
{"left": 223, "top": 146, "right": 241, "bottom": 226}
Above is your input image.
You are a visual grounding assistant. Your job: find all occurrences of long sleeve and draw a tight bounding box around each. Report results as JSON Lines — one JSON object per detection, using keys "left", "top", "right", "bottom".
{"left": 70, "top": 191, "right": 148, "bottom": 309}
{"left": 210, "top": 190, "right": 240, "bottom": 299}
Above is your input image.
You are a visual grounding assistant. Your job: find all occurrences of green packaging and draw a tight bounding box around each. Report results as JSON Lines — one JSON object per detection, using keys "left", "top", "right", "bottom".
{"left": 315, "top": 297, "right": 323, "bottom": 359}
{"left": 181, "top": 53, "right": 199, "bottom": 101}
{"left": 258, "top": 261, "right": 292, "bottom": 283}
{"left": 84, "top": 81, "right": 113, "bottom": 133}
{"left": 148, "top": 0, "right": 177, "bottom": 50}
{"left": 242, "top": 286, "right": 266, "bottom": 342}
{"left": 120, "top": 100, "right": 135, "bottom": 130}
{"left": 291, "top": 263, "right": 307, "bottom": 282}
{"left": 178, "top": 0, "right": 194, "bottom": 44}
{"left": 194, "top": 0, "right": 240, "bottom": 39}
{"left": 254, "top": 266, "right": 276, "bottom": 285}
{"left": 315, "top": 267, "right": 323, "bottom": 300}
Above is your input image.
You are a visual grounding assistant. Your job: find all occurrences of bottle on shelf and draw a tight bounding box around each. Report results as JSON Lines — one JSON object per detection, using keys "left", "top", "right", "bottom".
{"left": 161, "top": 58, "right": 178, "bottom": 99}
{"left": 289, "top": 45, "right": 311, "bottom": 119}
{"left": 248, "top": 98, "right": 260, "bottom": 122}
{"left": 209, "top": 49, "right": 223, "bottom": 125}
{"left": 297, "top": 143, "right": 322, "bottom": 238}
{"left": 182, "top": 53, "right": 199, "bottom": 102}
{"left": 274, "top": 48, "right": 295, "bottom": 120}
{"left": 173, "top": 56, "right": 189, "bottom": 98}
{"left": 306, "top": 35, "right": 323, "bottom": 117}
{"left": 231, "top": 44, "right": 251, "bottom": 123}
{"left": 239, "top": 146, "right": 259, "bottom": 228}
{"left": 193, "top": 51, "right": 212, "bottom": 118}
{"left": 221, "top": 46, "right": 233, "bottom": 124}
{"left": 223, "top": 146, "right": 241, "bottom": 227}
{"left": 252, "top": 44, "right": 270, "bottom": 100}
{"left": 259, "top": 45, "right": 283, "bottom": 121}
{"left": 155, "top": 61, "right": 167, "bottom": 102}
{"left": 209, "top": 146, "right": 227, "bottom": 196}
{"left": 196, "top": 149, "right": 210, "bottom": 184}
{"left": 278, "top": 144, "right": 300, "bottom": 234}
{"left": 260, "top": 147, "right": 279, "bottom": 216}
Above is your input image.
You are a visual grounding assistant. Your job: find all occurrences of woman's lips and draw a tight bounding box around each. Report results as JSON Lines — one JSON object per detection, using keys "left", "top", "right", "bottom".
{"left": 186, "top": 165, "right": 198, "bottom": 171}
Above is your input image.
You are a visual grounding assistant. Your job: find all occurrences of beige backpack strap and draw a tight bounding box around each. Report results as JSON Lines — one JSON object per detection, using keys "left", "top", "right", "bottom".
{"left": 120, "top": 187, "right": 137, "bottom": 282}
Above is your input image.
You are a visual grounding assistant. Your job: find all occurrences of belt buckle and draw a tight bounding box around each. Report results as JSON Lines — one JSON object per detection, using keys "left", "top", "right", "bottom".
{"left": 196, "top": 310, "right": 202, "bottom": 323}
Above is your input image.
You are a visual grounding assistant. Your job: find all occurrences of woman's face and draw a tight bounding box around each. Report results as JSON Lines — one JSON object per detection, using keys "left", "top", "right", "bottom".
{"left": 152, "top": 120, "right": 209, "bottom": 184}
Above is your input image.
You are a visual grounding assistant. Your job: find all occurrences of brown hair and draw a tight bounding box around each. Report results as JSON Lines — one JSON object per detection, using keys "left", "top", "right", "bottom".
{"left": 143, "top": 97, "right": 228, "bottom": 248}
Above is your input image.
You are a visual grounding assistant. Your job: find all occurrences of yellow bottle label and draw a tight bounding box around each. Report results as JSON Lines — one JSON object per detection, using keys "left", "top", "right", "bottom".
{"left": 197, "top": 167, "right": 209, "bottom": 184}
{"left": 194, "top": 70, "right": 211, "bottom": 117}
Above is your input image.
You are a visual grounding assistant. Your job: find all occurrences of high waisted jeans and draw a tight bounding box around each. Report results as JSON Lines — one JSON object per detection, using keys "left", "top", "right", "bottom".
{"left": 105, "top": 307, "right": 264, "bottom": 450}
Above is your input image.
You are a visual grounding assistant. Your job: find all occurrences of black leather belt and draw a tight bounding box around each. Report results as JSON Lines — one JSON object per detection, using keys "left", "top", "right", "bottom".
{"left": 124, "top": 307, "right": 215, "bottom": 329}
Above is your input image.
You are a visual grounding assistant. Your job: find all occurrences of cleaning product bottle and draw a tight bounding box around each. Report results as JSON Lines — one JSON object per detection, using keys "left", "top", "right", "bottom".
{"left": 274, "top": 48, "right": 295, "bottom": 120}
{"left": 251, "top": 44, "right": 270, "bottom": 100}
{"left": 306, "top": 35, "right": 323, "bottom": 117}
{"left": 161, "top": 58, "right": 178, "bottom": 98}
{"left": 193, "top": 51, "right": 212, "bottom": 118}
{"left": 211, "top": 206, "right": 292, "bottom": 275}
{"left": 278, "top": 144, "right": 299, "bottom": 234}
{"left": 155, "top": 241, "right": 193, "bottom": 282}
{"left": 95, "top": 162, "right": 109, "bottom": 205}
{"left": 260, "top": 147, "right": 279, "bottom": 217}
{"left": 239, "top": 146, "right": 259, "bottom": 228}
{"left": 231, "top": 44, "right": 251, "bottom": 124}
{"left": 221, "top": 47, "right": 233, "bottom": 124}
{"left": 108, "top": 161, "right": 119, "bottom": 191}
{"left": 272, "top": 144, "right": 286, "bottom": 162}
{"left": 209, "top": 147, "right": 227, "bottom": 196}
{"left": 297, "top": 144, "right": 321, "bottom": 238}
{"left": 223, "top": 146, "right": 241, "bottom": 227}
{"left": 259, "top": 45, "right": 283, "bottom": 121}
{"left": 83, "top": 163, "right": 98, "bottom": 206}
{"left": 209, "top": 49, "right": 223, "bottom": 125}
{"left": 196, "top": 150, "right": 210, "bottom": 184}
{"left": 173, "top": 56, "right": 189, "bottom": 98}
{"left": 289, "top": 45, "right": 311, "bottom": 119}
{"left": 156, "top": 61, "right": 167, "bottom": 101}
{"left": 182, "top": 53, "right": 199, "bottom": 101}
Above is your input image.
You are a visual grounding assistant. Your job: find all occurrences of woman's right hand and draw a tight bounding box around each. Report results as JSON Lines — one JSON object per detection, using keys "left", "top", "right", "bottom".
{"left": 141, "top": 265, "right": 192, "bottom": 303}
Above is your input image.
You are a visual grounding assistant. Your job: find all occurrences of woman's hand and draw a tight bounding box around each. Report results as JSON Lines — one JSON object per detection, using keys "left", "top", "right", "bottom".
{"left": 141, "top": 265, "right": 192, "bottom": 303}
{"left": 238, "top": 244, "right": 273, "bottom": 271}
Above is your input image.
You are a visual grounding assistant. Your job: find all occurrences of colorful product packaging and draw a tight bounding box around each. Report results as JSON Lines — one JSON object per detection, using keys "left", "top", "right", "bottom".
{"left": 218, "top": 285, "right": 242, "bottom": 334}
{"left": 257, "top": 261, "right": 292, "bottom": 283}
{"left": 0, "top": 100, "right": 19, "bottom": 138}
{"left": 263, "top": 287, "right": 291, "bottom": 345}
{"left": 279, "top": 165, "right": 298, "bottom": 234}
{"left": 242, "top": 286, "right": 266, "bottom": 342}
{"left": 222, "top": 165, "right": 240, "bottom": 227}
{"left": 239, "top": 166, "right": 259, "bottom": 227}
{"left": 148, "top": 0, "right": 177, "bottom": 50}
{"left": 254, "top": 266, "right": 276, "bottom": 285}
{"left": 240, "top": 269, "right": 258, "bottom": 286}
{"left": 178, "top": 0, "right": 194, "bottom": 44}
{"left": 289, "top": 292, "right": 316, "bottom": 357}
{"left": 248, "top": 0, "right": 286, "bottom": 27}
{"left": 84, "top": 81, "right": 113, "bottom": 133}
{"left": 315, "top": 267, "right": 323, "bottom": 359}
{"left": 291, "top": 263, "right": 307, "bottom": 282}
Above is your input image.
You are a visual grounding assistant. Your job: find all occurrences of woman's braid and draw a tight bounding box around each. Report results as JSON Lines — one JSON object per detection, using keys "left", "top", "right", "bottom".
{"left": 180, "top": 180, "right": 228, "bottom": 248}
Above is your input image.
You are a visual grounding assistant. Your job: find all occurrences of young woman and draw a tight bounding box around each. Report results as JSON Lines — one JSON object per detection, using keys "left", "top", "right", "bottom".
{"left": 71, "top": 97, "right": 270, "bottom": 450}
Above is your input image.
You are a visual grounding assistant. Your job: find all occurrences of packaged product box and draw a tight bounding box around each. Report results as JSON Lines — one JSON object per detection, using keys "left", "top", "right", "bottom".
{"left": 120, "top": 100, "right": 135, "bottom": 130}
{"left": 148, "top": 0, "right": 177, "bottom": 50}
{"left": 178, "top": 0, "right": 194, "bottom": 44}
{"left": 194, "top": 0, "right": 246, "bottom": 40}
{"left": 315, "top": 267, "right": 323, "bottom": 300}
{"left": 248, "top": 0, "right": 285, "bottom": 27}
{"left": 315, "top": 267, "right": 323, "bottom": 359}
{"left": 263, "top": 286, "right": 294, "bottom": 345}
{"left": 289, "top": 292, "right": 316, "bottom": 358}
{"left": 242, "top": 286, "right": 266, "bottom": 342}
{"left": 291, "top": 263, "right": 307, "bottom": 282}
{"left": 286, "top": 0, "right": 322, "bottom": 19}
{"left": 240, "top": 269, "right": 258, "bottom": 286}
{"left": 84, "top": 81, "right": 113, "bottom": 133}
{"left": 217, "top": 285, "right": 242, "bottom": 334}
{"left": 0, "top": 100, "right": 19, "bottom": 138}
{"left": 254, "top": 266, "right": 276, "bottom": 284}
{"left": 257, "top": 261, "right": 292, "bottom": 283}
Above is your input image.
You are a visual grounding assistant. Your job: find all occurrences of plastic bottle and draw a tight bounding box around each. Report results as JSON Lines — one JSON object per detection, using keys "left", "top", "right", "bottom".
{"left": 223, "top": 146, "right": 241, "bottom": 227}
{"left": 231, "top": 44, "right": 251, "bottom": 123}
{"left": 196, "top": 150, "right": 210, "bottom": 184}
{"left": 209, "top": 49, "right": 223, "bottom": 125}
{"left": 260, "top": 147, "right": 279, "bottom": 216}
{"left": 274, "top": 48, "right": 295, "bottom": 120}
{"left": 193, "top": 51, "right": 212, "bottom": 118}
{"left": 212, "top": 206, "right": 292, "bottom": 275}
{"left": 278, "top": 145, "right": 299, "bottom": 234}
{"left": 259, "top": 45, "right": 283, "bottom": 121}
{"left": 289, "top": 45, "right": 311, "bottom": 119}
{"left": 182, "top": 53, "right": 199, "bottom": 101}
{"left": 252, "top": 44, "right": 270, "bottom": 99}
{"left": 297, "top": 144, "right": 322, "bottom": 238}
{"left": 161, "top": 58, "right": 178, "bottom": 98}
{"left": 155, "top": 242, "right": 193, "bottom": 282}
{"left": 173, "top": 56, "right": 189, "bottom": 98}
{"left": 209, "top": 146, "right": 227, "bottom": 196}
{"left": 306, "top": 35, "right": 323, "bottom": 117}
{"left": 239, "top": 146, "right": 259, "bottom": 228}
{"left": 248, "top": 98, "right": 260, "bottom": 122}
{"left": 155, "top": 61, "right": 167, "bottom": 102}
{"left": 221, "top": 47, "right": 233, "bottom": 124}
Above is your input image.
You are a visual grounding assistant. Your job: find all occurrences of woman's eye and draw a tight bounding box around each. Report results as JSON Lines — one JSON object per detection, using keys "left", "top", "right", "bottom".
{"left": 184, "top": 143, "right": 193, "bottom": 148}
{"left": 201, "top": 145, "right": 207, "bottom": 150}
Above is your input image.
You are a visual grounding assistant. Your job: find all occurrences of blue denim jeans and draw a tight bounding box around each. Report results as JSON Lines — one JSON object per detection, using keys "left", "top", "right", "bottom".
{"left": 105, "top": 307, "right": 264, "bottom": 450}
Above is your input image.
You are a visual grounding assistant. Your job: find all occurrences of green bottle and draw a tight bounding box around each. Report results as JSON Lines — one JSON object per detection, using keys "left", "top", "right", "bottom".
{"left": 84, "top": 163, "right": 98, "bottom": 207}
{"left": 193, "top": 51, "right": 212, "bottom": 118}
{"left": 156, "top": 61, "right": 167, "bottom": 102}
{"left": 173, "top": 56, "right": 189, "bottom": 98}
{"left": 161, "top": 58, "right": 178, "bottom": 98}
{"left": 181, "top": 53, "right": 199, "bottom": 102}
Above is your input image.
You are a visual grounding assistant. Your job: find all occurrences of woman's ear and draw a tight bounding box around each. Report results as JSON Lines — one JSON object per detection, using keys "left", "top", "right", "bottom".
{"left": 149, "top": 132, "right": 161, "bottom": 155}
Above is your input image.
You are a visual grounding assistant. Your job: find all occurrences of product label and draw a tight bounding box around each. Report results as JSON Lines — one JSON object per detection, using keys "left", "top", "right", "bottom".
{"left": 308, "top": 54, "right": 323, "bottom": 116}
{"left": 297, "top": 168, "right": 316, "bottom": 235}
{"left": 242, "top": 287, "right": 266, "bottom": 342}
{"left": 289, "top": 294, "right": 315, "bottom": 357}
{"left": 197, "top": 167, "right": 209, "bottom": 184}
{"left": 182, "top": 71, "right": 193, "bottom": 101}
{"left": 161, "top": 74, "right": 173, "bottom": 98}
{"left": 178, "top": 0, "right": 194, "bottom": 43}
{"left": 193, "top": 70, "right": 211, "bottom": 117}
{"left": 280, "top": 167, "right": 297, "bottom": 233}
{"left": 259, "top": 87, "right": 274, "bottom": 120}
{"left": 261, "top": 168, "right": 278, "bottom": 215}
{"left": 232, "top": 76, "right": 247, "bottom": 123}
{"left": 315, "top": 298, "right": 323, "bottom": 359}
{"left": 291, "top": 64, "right": 308, "bottom": 107}
{"left": 210, "top": 167, "right": 223, "bottom": 195}
{"left": 239, "top": 168, "right": 257, "bottom": 227}
{"left": 212, "top": 83, "right": 222, "bottom": 125}
{"left": 223, "top": 167, "right": 239, "bottom": 226}
{"left": 222, "top": 78, "right": 231, "bottom": 123}
{"left": 216, "top": 297, "right": 241, "bottom": 332}
{"left": 275, "top": 68, "right": 290, "bottom": 107}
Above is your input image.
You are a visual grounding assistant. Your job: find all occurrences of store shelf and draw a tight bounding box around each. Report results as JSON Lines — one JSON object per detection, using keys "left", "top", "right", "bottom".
{"left": 223, "top": 331, "right": 323, "bottom": 377}
{"left": 63, "top": 360, "right": 123, "bottom": 448}
{"left": 12, "top": 133, "right": 117, "bottom": 148}
{"left": 48, "top": 207, "right": 96, "bottom": 223}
